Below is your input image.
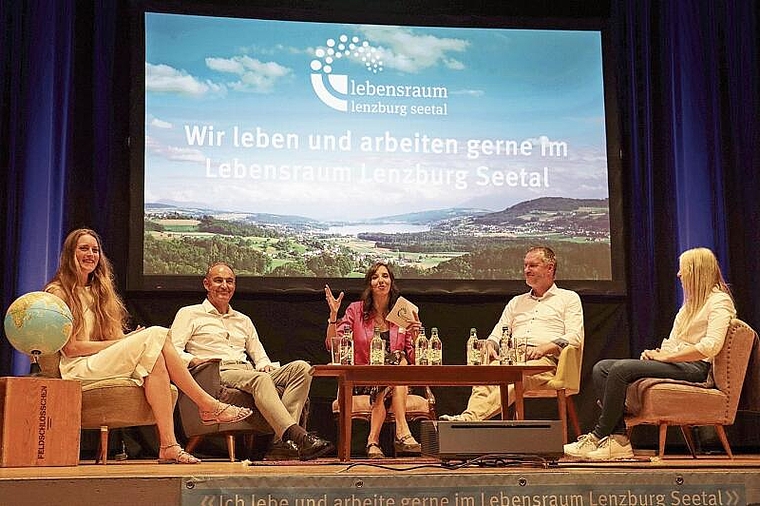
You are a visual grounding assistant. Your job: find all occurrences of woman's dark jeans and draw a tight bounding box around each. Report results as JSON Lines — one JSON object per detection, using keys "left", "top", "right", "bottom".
{"left": 591, "top": 358, "right": 710, "bottom": 438}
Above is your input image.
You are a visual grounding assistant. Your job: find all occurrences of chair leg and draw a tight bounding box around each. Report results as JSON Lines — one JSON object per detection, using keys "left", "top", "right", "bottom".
{"left": 226, "top": 434, "right": 236, "bottom": 462}
{"left": 185, "top": 435, "right": 203, "bottom": 454}
{"left": 566, "top": 396, "right": 580, "bottom": 441}
{"left": 679, "top": 425, "right": 697, "bottom": 458}
{"left": 243, "top": 433, "right": 254, "bottom": 456}
{"left": 97, "top": 425, "right": 109, "bottom": 465}
{"left": 713, "top": 425, "right": 734, "bottom": 459}
{"left": 658, "top": 424, "right": 667, "bottom": 458}
{"left": 556, "top": 392, "right": 568, "bottom": 444}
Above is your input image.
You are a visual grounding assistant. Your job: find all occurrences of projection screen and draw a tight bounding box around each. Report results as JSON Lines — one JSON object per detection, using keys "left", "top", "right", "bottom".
{"left": 129, "top": 8, "right": 625, "bottom": 295}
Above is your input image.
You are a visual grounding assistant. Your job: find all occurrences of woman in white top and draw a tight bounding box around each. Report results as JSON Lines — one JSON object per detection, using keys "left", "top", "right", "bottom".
{"left": 45, "top": 228, "right": 253, "bottom": 464}
{"left": 564, "top": 247, "right": 735, "bottom": 461}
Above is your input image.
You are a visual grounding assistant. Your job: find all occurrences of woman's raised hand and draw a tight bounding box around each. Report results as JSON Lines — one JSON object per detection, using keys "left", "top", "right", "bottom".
{"left": 324, "top": 284, "right": 344, "bottom": 317}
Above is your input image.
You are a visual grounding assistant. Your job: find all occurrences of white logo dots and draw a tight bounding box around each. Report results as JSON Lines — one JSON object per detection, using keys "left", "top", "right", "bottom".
{"left": 310, "top": 34, "right": 383, "bottom": 75}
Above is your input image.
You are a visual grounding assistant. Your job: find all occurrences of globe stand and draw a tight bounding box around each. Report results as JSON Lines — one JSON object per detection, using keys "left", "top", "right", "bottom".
{"left": 28, "top": 351, "right": 42, "bottom": 377}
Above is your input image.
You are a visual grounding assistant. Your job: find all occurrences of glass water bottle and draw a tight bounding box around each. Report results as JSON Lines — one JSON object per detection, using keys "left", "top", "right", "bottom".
{"left": 370, "top": 326, "right": 385, "bottom": 365}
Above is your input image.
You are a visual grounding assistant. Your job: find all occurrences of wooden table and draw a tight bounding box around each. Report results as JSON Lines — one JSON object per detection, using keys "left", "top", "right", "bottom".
{"left": 310, "top": 364, "right": 553, "bottom": 461}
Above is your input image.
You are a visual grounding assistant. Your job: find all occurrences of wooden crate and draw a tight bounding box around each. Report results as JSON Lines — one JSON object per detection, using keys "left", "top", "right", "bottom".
{"left": 0, "top": 376, "right": 81, "bottom": 467}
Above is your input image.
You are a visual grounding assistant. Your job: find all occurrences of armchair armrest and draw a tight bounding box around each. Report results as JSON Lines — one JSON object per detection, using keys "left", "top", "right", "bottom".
{"left": 423, "top": 386, "right": 436, "bottom": 409}
{"left": 189, "top": 359, "right": 224, "bottom": 398}
{"left": 177, "top": 359, "right": 273, "bottom": 438}
{"left": 546, "top": 345, "right": 582, "bottom": 392}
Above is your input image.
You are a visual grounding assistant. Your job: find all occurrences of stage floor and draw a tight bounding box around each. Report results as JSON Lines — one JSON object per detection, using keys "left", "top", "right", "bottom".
{"left": 2, "top": 454, "right": 760, "bottom": 506}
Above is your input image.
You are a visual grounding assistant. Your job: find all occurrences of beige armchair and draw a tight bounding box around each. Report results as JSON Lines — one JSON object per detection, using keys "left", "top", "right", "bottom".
{"left": 624, "top": 318, "right": 757, "bottom": 458}
{"left": 523, "top": 345, "right": 582, "bottom": 444}
{"left": 38, "top": 353, "right": 177, "bottom": 464}
{"left": 177, "top": 359, "right": 284, "bottom": 461}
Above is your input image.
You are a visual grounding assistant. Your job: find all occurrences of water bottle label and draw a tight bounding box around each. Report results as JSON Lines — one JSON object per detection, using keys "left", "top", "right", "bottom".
{"left": 340, "top": 343, "right": 353, "bottom": 365}
{"left": 370, "top": 349, "right": 384, "bottom": 365}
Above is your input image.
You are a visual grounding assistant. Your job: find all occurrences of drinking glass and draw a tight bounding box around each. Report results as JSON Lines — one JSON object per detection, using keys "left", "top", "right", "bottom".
{"left": 330, "top": 337, "right": 342, "bottom": 364}
{"left": 476, "top": 339, "right": 489, "bottom": 365}
{"left": 516, "top": 336, "right": 529, "bottom": 363}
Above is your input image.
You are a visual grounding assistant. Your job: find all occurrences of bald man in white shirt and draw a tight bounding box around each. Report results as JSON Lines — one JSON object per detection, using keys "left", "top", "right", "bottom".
{"left": 171, "top": 262, "right": 333, "bottom": 461}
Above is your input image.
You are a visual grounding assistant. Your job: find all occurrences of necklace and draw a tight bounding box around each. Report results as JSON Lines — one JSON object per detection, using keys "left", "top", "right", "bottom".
{"left": 372, "top": 309, "right": 389, "bottom": 331}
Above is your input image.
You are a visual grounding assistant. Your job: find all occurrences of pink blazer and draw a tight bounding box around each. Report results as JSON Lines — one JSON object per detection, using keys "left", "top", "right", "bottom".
{"left": 326, "top": 301, "right": 415, "bottom": 365}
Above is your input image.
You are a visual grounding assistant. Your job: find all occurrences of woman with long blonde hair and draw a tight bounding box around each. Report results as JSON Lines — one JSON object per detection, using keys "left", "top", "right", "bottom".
{"left": 45, "top": 228, "right": 253, "bottom": 464}
{"left": 564, "top": 247, "right": 735, "bottom": 461}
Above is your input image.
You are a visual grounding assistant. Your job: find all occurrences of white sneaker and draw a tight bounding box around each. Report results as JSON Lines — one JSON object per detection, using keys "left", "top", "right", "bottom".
{"left": 439, "top": 414, "right": 464, "bottom": 422}
{"left": 586, "top": 435, "right": 634, "bottom": 461}
{"left": 563, "top": 432, "right": 601, "bottom": 458}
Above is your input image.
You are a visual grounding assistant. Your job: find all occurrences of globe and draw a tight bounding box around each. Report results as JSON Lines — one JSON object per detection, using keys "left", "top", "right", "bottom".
{"left": 4, "top": 291, "right": 73, "bottom": 359}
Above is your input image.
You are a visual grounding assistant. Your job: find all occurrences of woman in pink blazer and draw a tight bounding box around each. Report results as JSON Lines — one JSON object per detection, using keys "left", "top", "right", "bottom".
{"left": 325, "top": 262, "right": 422, "bottom": 458}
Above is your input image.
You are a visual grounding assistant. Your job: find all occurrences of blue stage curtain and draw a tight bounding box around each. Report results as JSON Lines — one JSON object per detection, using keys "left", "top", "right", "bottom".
{"left": 613, "top": 0, "right": 760, "bottom": 352}
{"left": 0, "top": 1, "right": 124, "bottom": 375}
{"left": 1, "top": 1, "right": 75, "bottom": 375}
{"left": 719, "top": 0, "right": 760, "bottom": 331}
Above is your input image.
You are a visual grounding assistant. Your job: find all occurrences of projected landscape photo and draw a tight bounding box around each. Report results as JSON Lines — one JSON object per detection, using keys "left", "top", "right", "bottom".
{"left": 142, "top": 13, "right": 613, "bottom": 281}
{"left": 143, "top": 196, "right": 610, "bottom": 279}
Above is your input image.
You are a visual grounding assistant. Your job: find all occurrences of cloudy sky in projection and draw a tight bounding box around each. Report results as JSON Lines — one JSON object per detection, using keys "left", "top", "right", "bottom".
{"left": 144, "top": 13, "right": 609, "bottom": 221}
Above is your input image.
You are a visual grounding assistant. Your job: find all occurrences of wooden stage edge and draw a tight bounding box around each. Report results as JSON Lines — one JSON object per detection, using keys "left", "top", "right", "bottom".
{"left": 2, "top": 455, "right": 760, "bottom": 506}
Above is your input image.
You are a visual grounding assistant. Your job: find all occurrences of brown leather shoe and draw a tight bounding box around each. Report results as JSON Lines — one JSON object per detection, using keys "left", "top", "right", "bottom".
{"left": 264, "top": 439, "right": 299, "bottom": 461}
{"left": 295, "top": 433, "right": 333, "bottom": 461}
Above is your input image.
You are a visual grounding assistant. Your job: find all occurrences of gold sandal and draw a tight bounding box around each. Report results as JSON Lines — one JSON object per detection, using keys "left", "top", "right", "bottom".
{"left": 366, "top": 442, "right": 385, "bottom": 458}
{"left": 158, "top": 443, "right": 201, "bottom": 464}
{"left": 199, "top": 402, "right": 253, "bottom": 425}
{"left": 394, "top": 434, "right": 421, "bottom": 455}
